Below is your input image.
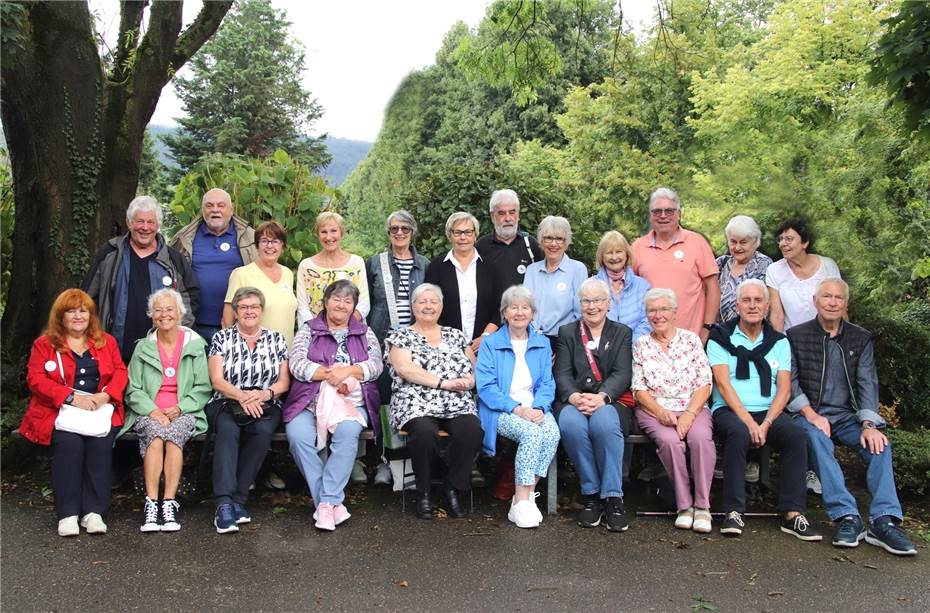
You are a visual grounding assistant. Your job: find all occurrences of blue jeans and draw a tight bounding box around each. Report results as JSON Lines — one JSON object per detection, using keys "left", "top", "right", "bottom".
{"left": 558, "top": 404, "right": 624, "bottom": 498}
{"left": 287, "top": 410, "right": 364, "bottom": 506}
{"left": 798, "top": 417, "right": 902, "bottom": 522}
{"left": 497, "top": 412, "right": 560, "bottom": 486}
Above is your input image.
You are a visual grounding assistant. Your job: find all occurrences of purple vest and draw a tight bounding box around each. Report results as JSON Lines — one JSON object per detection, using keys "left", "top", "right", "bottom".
{"left": 281, "top": 313, "right": 381, "bottom": 438}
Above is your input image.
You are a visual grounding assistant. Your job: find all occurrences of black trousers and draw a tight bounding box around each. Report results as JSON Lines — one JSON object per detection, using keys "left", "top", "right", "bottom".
{"left": 210, "top": 401, "right": 282, "bottom": 506}
{"left": 713, "top": 407, "right": 808, "bottom": 514}
{"left": 403, "top": 414, "right": 483, "bottom": 495}
{"left": 51, "top": 426, "right": 118, "bottom": 519}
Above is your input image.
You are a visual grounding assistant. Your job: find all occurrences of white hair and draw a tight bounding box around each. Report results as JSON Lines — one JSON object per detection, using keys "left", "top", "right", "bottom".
{"left": 644, "top": 287, "right": 677, "bottom": 310}
{"left": 444, "top": 212, "right": 480, "bottom": 238}
{"left": 489, "top": 189, "right": 520, "bottom": 213}
{"left": 126, "top": 195, "right": 163, "bottom": 226}
{"left": 648, "top": 187, "right": 681, "bottom": 210}
{"left": 500, "top": 284, "right": 536, "bottom": 321}
{"left": 725, "top": 215, "right": 762, "bottom": 250}
{"left": 146, "top": 288, "right": 187, "bottom": 319}
{"left": 579, "top": 277, "right": 609, "bottom": 299}
{"left": 735, "top": 278, "right": 769, "bottom": 302}
{"left": 537, "top": 216, "right": 572, "bottom": 248}
{"left": 815, "top": 277, "right": 849, "bottom": 300}
{"left": 411, "top": 283, "right": 443, "bottom": 304}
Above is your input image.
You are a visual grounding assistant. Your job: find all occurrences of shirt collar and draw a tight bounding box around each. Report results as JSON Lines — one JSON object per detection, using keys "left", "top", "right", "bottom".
{"left": 198, "top": 220, "right": 236, "bottom": 239}
{"left": 647, "top": 228, "right": 683, "bottom": 248}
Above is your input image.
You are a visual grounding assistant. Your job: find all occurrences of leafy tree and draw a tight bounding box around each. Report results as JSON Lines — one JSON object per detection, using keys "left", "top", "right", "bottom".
{"left": 138, "top": 129, "right": 172, "bottom": 204}
{"left": 163, "top": 0, "right": 329, "bottom": 176}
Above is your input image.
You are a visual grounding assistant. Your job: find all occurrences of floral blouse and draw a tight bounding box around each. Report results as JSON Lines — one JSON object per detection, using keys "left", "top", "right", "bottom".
{"left": 385, "top": 326, "right": 477, "bottom": 430}
{"left": 716, "top": 252, "right": 773, "bottom": 323}
{"left": 631, "top": 329, "right": 712, "bottom": 413}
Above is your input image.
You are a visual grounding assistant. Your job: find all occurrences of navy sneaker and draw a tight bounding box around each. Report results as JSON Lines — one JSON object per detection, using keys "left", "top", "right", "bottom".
{"left": 604, "top": 497, "right": 630, "bottom": 533}
{"left": 233, "top": 503, "right": 251, "bottom": 525}
{"left": 214, "top": 504, "right": 239, "bottom": 534}
{"left": 866, "top": 516, "right": 917, "bottom": 556}
{"left": 780, "top": 514, "right": 822, "bottom": 542}
{"left": 832, "top": 515, "right": 865, "bottom": 548}
{"left": 578, "top": 496, "right": 604, "bottom": 528}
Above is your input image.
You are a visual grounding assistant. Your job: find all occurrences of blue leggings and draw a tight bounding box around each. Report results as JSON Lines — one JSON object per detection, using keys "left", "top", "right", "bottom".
{"left": 497, "top": 412, "right": 560, "bottom": 486}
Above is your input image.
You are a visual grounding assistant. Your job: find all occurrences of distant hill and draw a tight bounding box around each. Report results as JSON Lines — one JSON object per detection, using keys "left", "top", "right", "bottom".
{"left": 147, "top": 124, "right": 371, "bottom": 187}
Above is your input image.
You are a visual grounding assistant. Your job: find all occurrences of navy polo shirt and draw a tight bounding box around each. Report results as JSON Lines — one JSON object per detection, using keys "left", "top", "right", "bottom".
{"left": 192, "top": 222, "right": 243, "bottom": 326}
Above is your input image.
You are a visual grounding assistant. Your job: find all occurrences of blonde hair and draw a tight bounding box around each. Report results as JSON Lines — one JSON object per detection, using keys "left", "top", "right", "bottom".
{"left": 315, "top": 211, "right": 345, "bottom": 233}
{"left": 595, "top": 230, "right": 633, "bottom": 270}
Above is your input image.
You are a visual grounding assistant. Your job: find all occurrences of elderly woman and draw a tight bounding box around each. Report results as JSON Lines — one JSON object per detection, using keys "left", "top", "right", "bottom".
{"left": 223, "top": 220, "right": 298, "bottom": 346}
{"left": 425, "top": 212, "right": 499, "bottom": 354}
{"left": 207, "top": 287, "right": 290, "bottom": 533}
{"left": 21, "top": 289, "right": 127, "bottom": 537}
{"left": 632, "top": 288, "right": 715, "bottom": 533}
{"left": 296, "top": 211, "right": 370, "bottom": 326}
{"left": 766, "top": 217, "right": 841, "bottom": 332}
{"left": 386, "top": 283, "right": 482, "bottom": 520}
{"left": 554, "top": 279, "right": 633, "bottom": 531}
{"left": 716, "top": 215, "right": 773, "bottom": 323}
{"left": 124, "top": 288, "right": 211, "bottom": 532}
{"left": 283, "top": 280, "right": 383, "bottom": 531}
{"left": 522, "top": 216, "right": 587, "bottom": 346}
{"left": 593, "top": 231, "right": 651, "bottom": 342}
{"left": 477, "top": 285, "right": 559, "bottom": 529}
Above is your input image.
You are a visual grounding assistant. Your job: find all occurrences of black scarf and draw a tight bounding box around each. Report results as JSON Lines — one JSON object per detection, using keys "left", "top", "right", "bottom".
{"left": 708, "top": 318, "right": 785, "bottom": 397}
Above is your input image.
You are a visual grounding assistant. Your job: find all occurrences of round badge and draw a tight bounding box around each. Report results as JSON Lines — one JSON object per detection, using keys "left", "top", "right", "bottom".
{"left": 162, "top": 275, "right": 172, "bottom": 286}
{"left": 768, "top": 358, "right": 778, "bottom": 369}
{"left": 44, "top": 360, "right": 57, "bottom": 372}
{"left": 281, "top": 283, "right": 290, "bottom": 291}
{"left": 586, "top": 340, "right": 598, "bottom": 351}
{"left": 164, "top": 367, "right": 177, "bottom": 378}
{"left": 220, "top": 242, "right": 231, "bottom": 252}
{"left": 517, "top": 264, "right": 527, "bottom": 274}
{"left": 556, "top": 282, "right": 567, "bottom": 291}
{"left": 673, "top": 250, "right": 685, "bottom": 260}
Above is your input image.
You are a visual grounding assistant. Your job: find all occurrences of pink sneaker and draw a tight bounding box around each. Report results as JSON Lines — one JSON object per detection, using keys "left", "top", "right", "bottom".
{"left": 333, "top": 504, "right": 351, "bottom": 526}
{"left": 314, "top": 503, "right": 335, "bottom": 531}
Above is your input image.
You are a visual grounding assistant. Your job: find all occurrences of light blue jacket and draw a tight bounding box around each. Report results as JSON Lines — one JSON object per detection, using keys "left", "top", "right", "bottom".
{"left": 476, "top": 325, "right": 556, "bottom": 456}
{"left": 594, "top": 266, "right": 652, "bottom": 342}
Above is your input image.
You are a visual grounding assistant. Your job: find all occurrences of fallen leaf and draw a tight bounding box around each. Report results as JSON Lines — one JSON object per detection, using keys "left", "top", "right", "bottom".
{"left": 272, "top": 506, "right": 286, "bottom": 514}
{"left": 748, "top": 572, "right": 759, "bottom": 586}
{"left": 863, "top": 564, "right": 877, "bottom": 570}
{"left": 397, "top": 580, "right": 408, "bottom": 588}
{"left": 91, "top": 560, "right": 110, "bottom": 565}
{"left": 768, "top": 591, "right": 784, "bottom": 597}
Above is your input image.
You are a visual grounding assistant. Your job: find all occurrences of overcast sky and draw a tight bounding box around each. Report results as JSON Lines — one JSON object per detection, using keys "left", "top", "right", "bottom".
{"left": 91, "top": 1, "right": 654, "bottom": 142}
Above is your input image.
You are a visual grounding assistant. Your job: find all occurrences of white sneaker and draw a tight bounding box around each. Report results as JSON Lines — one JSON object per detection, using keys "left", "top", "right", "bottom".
{"left": 675, "top": 507, "right": 694, "bottom": 530}
{"left": 508, "top": 500, "right": 540, "bottom": 529}
{"left": 806, "top": 470, "right": 822, "bottom": 495}
{"left": 80, "top": 512, "right": 107, "bottom": 534}
{"left": 350, "top": 460, "right": 367, "bottom": 484}
{"left": 692, "top": 509, "right": 713, "bottom": 534}
{"left": 58, "top": 515, "right": 79, "bottom": 537}
{"left": 745, "top": 461, "right": 760, "bottom": 483}
{"left": 529, "top": 491, "right": 543, "bottom": 524}
{"left": 374, "top": 462, "right": 392, "bottom": 486}
{"left": 263, "top": 471, "right": 286, "bottom": 490}
{"left": 140, "top": 497, "right": 161, "bottom": 533}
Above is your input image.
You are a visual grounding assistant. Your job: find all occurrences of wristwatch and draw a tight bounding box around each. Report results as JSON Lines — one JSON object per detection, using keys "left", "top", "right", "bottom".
{"left": 65, "top": 393, "right": 75, "bottom": 404}
{"left": 862, "top": 421, "right": 876, "bottom": 429}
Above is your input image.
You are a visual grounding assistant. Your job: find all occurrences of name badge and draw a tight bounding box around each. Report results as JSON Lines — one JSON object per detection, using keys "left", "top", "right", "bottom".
{"left": 44, "top": 360, "right": 57, "bottom": 372}
{"left": 556, "top": 282, "right": 567, "bottom": 291}
{"left": 164, "top": 367, "right": 177, "bottom": 378}
{"left": 586, "top": 340, "right": 597, "bottom": 351}
{"left": 673, "top": 250, "right": 685, "bottom": 261}
{"left": 769, "top": 358, "right": 778, "bottom": 369}
{"left": 162, "top": 275, "right": 173, "bottom": 286}
{"left": 517, "top": 264, "right": 527, "bottom": 274}
{"left": 220, "top": 242, "right": 231, "bottom": 252}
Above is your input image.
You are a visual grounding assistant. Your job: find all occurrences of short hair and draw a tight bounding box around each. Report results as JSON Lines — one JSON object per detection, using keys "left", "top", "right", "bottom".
{"left": 231, "top": 286, "right": 265, "bottom": 311}
{"left": 385, "top": 210, "right": 419, "bottom": 238}
{"left": 644, "top": 287, "right": 677, "bottom": 310}
{"left": 648, "top": 187, "right": 681, "bottom": 210}
{"left": 411, "top": 283, "right": 444, "bottom": 304}
{"left": 725, "top": 215, "right": 762, "bottom": 250}
{"left": 500, "top": 284, "right": 536, "bottom": 321}
{"left": 537, "top": 216, "right": 572, "bottom": 248}
{"left": 815, "top": 277, "right": 849, "bottom": 300}
{"left": 595, "top": 230, "right": 633, "bottom": 270}
{"left": 735, "top": 278, "right": 769, "bottom": 302}
{"left": 579, "top": 277, "right": 610, "bottom": 300}
{"left": 775, "top": 216, "right": 815, "bottom": 252}
{"left": 322, "top": 279, "right": 360, "bottom": 311}
{"left": 44, "top": 288, "right": 105, "bottom": 351}
{"left": 489, "top": 189, "right": 520, "bottom": 213}
{"left": 146, "top": 288, "right": 187, "bottom": 320}
{"left": 126, "top": 195, "right": 163, "bottom": 226}
{"left": 445, "top": 212, "right": 480, "bottom": 239}
{"left": 255, "top": 220, "right": 287, "bottom": 247}
{"left": 315, "top": 211, "right": 345, "bottom": 233}
{"left": 201, "top": 188, "right": 231, "bottom": 207}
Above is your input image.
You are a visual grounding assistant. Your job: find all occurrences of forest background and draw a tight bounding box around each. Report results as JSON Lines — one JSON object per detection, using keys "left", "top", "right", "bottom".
{"left": 1, "top": 0, "right": 928, "bottom": 490}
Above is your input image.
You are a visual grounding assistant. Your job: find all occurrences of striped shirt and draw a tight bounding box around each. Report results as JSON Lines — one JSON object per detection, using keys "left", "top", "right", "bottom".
{"left": 208, "top": 327, "right": 288, "bottom": 402}
{"left": 394, "top": 257, "right": 414, "bottom": 326}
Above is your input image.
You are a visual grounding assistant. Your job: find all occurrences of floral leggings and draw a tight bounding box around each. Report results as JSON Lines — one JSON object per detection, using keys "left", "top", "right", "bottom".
{"left": 497, "top": 412, "right": 561, "bottom": 486}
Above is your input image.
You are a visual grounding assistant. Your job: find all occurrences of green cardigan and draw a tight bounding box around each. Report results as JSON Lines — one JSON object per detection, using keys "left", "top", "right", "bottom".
{"left": 121, "top": 327, "right": 212, "bottom": 438}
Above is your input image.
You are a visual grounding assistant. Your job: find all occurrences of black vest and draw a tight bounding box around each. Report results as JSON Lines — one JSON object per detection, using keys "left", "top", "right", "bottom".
{"left": 786, "top": 319, "right": 872, "bottom": 410}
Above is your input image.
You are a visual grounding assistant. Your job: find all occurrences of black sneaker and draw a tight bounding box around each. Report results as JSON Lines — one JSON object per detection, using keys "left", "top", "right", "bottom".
{"left": 865, "top": 516, "right": 917, "bottom": 556}
{"left": 577, "top": 496, "right": 604, "bottom": 528}
{"left": 605, "top": 497, "right": 630, "bottom": 532}
{"left": 781, "top": 514, "right": 823, "bottom": 541}
{"left": 720, "top": 511, "right": 744, "bottom": 536}
{"left": 832, "top": 515, "right": 865, "bottom": 548}
{"left": 160, "top": 499, "right": 180, "bottom": 532}
{"left": 140, "top": 497, "right": 160, "bottom": 533}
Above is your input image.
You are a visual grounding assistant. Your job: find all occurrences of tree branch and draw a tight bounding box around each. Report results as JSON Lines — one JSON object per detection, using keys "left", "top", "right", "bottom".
{"left": 171, "top": 1, "right": 234, "bottom": 70}
{"left": 110, "top": 0, "right": 146, "bottom": 83}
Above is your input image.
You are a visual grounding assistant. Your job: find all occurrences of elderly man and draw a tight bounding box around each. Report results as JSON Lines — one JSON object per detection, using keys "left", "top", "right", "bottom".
{"left": 632, "top": 188, "right": 719, "bottom": 343}
{"left": 475, "top": 188, "right": 543, "bottom": 299}
{"left": 708, "top": 279, "right": 820, "bottom": 541}
{"left": 170, "top": 188, "right": 257, "bottom": 344}
{"left": 82, "top": 196, "right": 199, "bottom": 363}
{"left": 787, "top": 278, "right": 916, "bottom": 556}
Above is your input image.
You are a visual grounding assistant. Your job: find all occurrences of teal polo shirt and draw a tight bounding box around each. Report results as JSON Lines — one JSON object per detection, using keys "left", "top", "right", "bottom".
{"left": 707, "top": 327, "right": 791, "bottom": 413}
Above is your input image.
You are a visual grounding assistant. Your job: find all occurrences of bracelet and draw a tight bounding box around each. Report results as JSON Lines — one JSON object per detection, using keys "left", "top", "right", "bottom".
{"left": 267, "top": 388, "right": 275, "bottom": 401}
{"left": 435, "top": 377, "right": 444, "bottom": 390}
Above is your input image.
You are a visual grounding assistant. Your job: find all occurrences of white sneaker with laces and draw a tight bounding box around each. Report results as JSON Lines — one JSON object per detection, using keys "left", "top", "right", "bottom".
{"left": 529, "top": 491, "right": 543, "bottom": 524}
{"left": 58, "top": 515, "right": 79, "bottom": 537}
{"left": 80, "top": 512, "right": 107, "bottom": 534}
{"left": 508, "top": 500, "right": 540, "bottom": 529}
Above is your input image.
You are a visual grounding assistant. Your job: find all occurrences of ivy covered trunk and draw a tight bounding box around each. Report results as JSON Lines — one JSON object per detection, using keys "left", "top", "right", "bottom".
{"left": 0, "top": 1, "right": 232, "bottom": 384}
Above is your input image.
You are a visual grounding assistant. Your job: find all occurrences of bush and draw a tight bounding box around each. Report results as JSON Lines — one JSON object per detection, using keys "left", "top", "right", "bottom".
{"left": 887, "top": 428, "right": 930, "bottom": 495}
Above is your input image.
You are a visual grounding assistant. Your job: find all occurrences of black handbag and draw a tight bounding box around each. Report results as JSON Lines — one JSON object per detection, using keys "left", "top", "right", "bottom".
{"left": 223, "top": 388, "right": 275, "bottom": 426}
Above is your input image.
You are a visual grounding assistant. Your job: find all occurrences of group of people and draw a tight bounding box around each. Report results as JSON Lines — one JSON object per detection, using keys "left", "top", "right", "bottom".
{"left": 19, "top": 186, "right": 916, "bottom": 556}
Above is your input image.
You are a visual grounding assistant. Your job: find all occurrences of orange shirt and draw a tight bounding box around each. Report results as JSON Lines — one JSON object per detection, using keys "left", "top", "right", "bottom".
{"left": 632, "top": 228, "right": 719, "bottom": 335}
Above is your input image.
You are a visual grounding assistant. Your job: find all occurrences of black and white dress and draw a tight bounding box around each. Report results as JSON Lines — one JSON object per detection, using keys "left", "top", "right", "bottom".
{"left": 208, "top": 327, "right": 288, "bottom": 403}
{"left": 385, "top": 326, "right": 476, "bottom": 430}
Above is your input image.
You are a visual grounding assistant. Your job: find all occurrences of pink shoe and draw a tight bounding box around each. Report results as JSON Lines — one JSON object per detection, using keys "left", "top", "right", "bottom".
{"left": 333, "top": 504, "right": 351, "bottom": 526}
{"left": 314, "top": 503, "right": 335, "bottom": 531}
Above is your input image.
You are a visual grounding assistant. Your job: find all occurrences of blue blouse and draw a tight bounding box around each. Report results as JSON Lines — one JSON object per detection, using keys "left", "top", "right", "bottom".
{"left": 594, "top": 266, "right": 652, "bottom": 342}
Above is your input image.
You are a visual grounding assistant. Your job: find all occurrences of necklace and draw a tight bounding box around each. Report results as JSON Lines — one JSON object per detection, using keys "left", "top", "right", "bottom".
{"left": 159, "top": 334, "right": 181, "bottom": 377}
{"left": 237, "top": 325, "right": 262, "bottom": 340}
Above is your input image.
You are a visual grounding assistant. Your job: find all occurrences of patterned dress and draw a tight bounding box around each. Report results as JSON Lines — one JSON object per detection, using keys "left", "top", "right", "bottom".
{"left": 208, "top": 327, "right": 289, "bottom": 403}
{"left": 716, "top": 252, "right": 773, "bottom": 323}
{"left": 385, "top": 326, "right": 477, "bottom": 430}
{"left": 631, "top": 328, "right": 713, "bottom": 412}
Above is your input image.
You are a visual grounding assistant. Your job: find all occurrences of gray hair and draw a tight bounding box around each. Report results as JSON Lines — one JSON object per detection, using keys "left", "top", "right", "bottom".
{"left": 644, "top": 287, "right": 677, "bottom": 310}
{"left": 500, "top": 284, "right": 536, "bottom": 321}
{"left": 231, "top": 286, "right": 265, "bottom": 311}
{"left": 579, "top": 277, "right": 610, "bottom": 300}
{"left": 489, "top": 189, "right": 520, "bottom": 213}
{"left": 648, "top": 187, "right": 681, "bottom": 211}
{"left": 735, "top": 278, "right": 769, "bottom": 302}
{"left": 445, "top": 211, "right": 480, "bottom": 238}
{"left": 146, "top": 288, "right": 187, "bottom": 319}
{"left": 385, "top": 209, "right": 419, "bottom": 238}
{"left": 126, "top": 195, "right": 163, "bottom": 226}
{"left": 410, "top": 282, "right": 443, "bottom": 304}
{"left": 815, "top": 277, "right": 849, "bottom": 300}
{"left": 725, "top": 215, "right": 762, "bottom": 250}
{"left": 537, "top": 215, "right": 572, "bottom": 248}
{"left": 322, "top": 279, "right": 360, "bottom": 311}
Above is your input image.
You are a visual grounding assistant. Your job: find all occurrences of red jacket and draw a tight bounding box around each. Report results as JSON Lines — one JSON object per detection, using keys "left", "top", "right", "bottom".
{"left": 20, "top": 334, "right": 128, "bottom": 445}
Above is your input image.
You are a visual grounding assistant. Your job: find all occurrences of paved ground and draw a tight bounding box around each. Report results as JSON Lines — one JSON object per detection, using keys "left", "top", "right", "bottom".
{"left": 2, "top": 463, "right": 928, "bottom": 613}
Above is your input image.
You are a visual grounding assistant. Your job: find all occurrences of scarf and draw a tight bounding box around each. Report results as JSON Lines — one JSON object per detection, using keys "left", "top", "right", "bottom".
{"left": 708, "top": 318, "right": 785, "bottom": 397}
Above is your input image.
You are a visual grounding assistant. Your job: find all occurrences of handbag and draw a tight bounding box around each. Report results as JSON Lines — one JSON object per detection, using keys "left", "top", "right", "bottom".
{"left": 52, "top": 352, "right": 113, "bottom": 437}
{"left": 223, "top": 388, "right": 275, "bottom": 427}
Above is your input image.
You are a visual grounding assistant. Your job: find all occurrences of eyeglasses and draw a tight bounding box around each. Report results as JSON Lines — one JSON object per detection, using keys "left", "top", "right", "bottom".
{"left": 389, "top": 225, "right": 412, "bottom": 235}
{"left": 258, "top": 238, "right": 282, "bottom": 246}
{"left": 580, "top": 297, "right": 608, "bottom": 306}
{"left": 451, "top": 229, "right": 475, "bottom": 238}
{"left": 236, "top": 303, "right": 263, "bottom": 312}
{"left": 152, "top": 307, "right": 177, "bottom": 314}
{"left": 650, "top": 208, "right": 679, "bottom": 217}
{"left": 777, "top": 235, "right": 798, "bottom": 244}
{"left": 542, "top": 236, "right": 566, "bottom": 244}
{"left": 646, "top": 306, "right": 675, "bottom": 315}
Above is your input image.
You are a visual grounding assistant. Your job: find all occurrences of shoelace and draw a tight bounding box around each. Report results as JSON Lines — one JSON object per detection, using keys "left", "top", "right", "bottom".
{"left": 161, "top": 500, "right": 179, "bottom": 523}
{"left": 727, "top": 511, "right": 745, "bottom": 527}
{"left": 144, "top": 500, "right": 159, "bottom": 524}
{"left": 794, "top": 515, "right": 810, "bottom": 531}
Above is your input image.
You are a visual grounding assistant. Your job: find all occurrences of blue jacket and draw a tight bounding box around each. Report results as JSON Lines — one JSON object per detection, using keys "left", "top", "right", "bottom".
{"left": 476, "top": 325, "right": 555, "bottom": 456}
